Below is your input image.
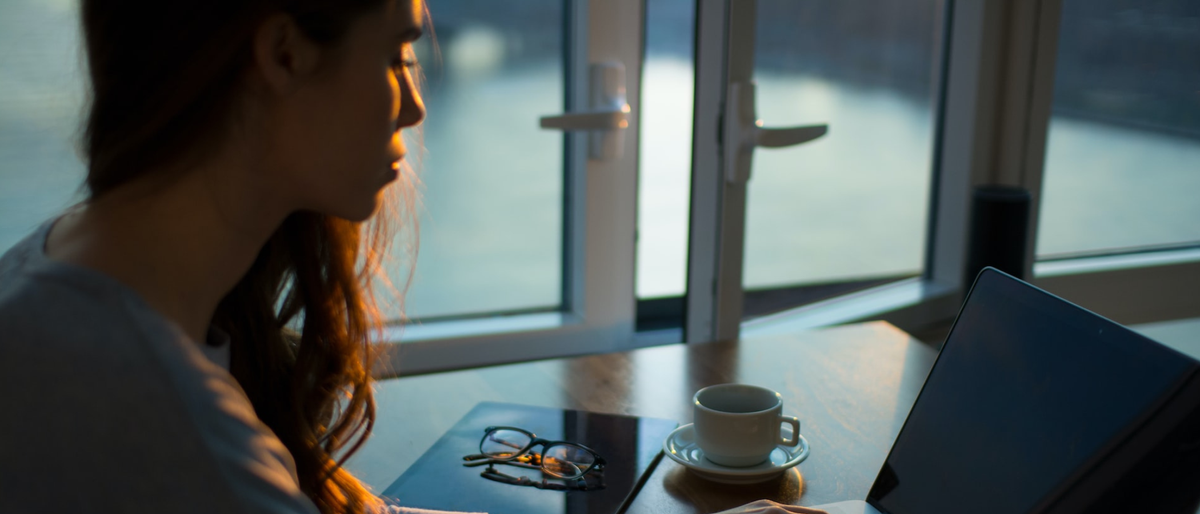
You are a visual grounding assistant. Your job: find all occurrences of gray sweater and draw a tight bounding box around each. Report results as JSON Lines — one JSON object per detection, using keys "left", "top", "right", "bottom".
{"left": 0, "top": 221, "right": 475, "bottom": 514}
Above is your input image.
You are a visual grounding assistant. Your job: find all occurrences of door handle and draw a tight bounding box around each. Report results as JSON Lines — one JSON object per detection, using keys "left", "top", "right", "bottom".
{"left": 724, "top": 81, "right": 828, "bottom": 184}
{"left": 540, "top": 109, "right": 629, "bottom": 131}
{"left": 753, "top": 124, "right": 827, "bottom": 148}
{"left": 539, "top": 62, "right": 630, "bottom": 160}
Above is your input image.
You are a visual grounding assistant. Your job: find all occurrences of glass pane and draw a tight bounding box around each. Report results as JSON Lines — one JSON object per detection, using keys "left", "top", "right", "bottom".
{"left": 0, "top": 0, "right": 87, "bottom": 253}
{"left": 1036, "top": 0, "right": 1200, "bottom": 259}
{"left": 743, "top": 0, "right": 945, "bottom": 293}
{"left": 636, "top": 0, "right": 695, "bottom": 300}
{"left": 390, "top": 2, "right": 566, "bottom": 320}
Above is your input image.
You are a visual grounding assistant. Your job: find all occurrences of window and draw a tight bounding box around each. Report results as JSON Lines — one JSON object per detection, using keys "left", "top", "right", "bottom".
{"left": 636, "top": 0, "right": 949, "bottom": 335}
{"left": 0, "top": 0, "right": 649, "bottom": 375}
{"left": 0, "top": 1, "right": 86, "bottom": 252}
{"left": 379, "top": 0, "right": 647, "bottom": 374}
{"left": 1030, "top": 0, "right": 1200, "bottom": 325}
{"left": 742, "top": 0, "right": 1200, "bottom": 338}
{"left": 685, "top": 0, "right": 953, "bottom": 341}
{"left": 1037, "top": 0, "right": 1200, "bottom": 258}
{"left": 402, "top": 1, "right": 566, "bottom": 320}
{"left": 741, "top": 0, "right": 944, "bottom": 313}
{"left": 4, "top": 0, "right": 1196, "bottom": 373}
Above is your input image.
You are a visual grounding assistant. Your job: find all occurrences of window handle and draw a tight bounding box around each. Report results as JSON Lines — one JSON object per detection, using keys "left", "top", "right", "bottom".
{"left": 724, "top": 81, "right": 828, "bottom": 184}
{"left": 539, "top": 109, "right": 629, "bottom": 131}
{"left": 753, "top": 124, "right": 827, "bottom": 148}
{"left": 539, "top": 62, "right": 630, "bottom": 160}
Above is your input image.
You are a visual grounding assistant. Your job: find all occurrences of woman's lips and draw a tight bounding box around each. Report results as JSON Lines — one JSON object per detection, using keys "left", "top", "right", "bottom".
{"left": 382, "top": 158, "right": 402, "bottom": 182}
{"left": 385, "top": 144, "right": 405, "bottom": 181}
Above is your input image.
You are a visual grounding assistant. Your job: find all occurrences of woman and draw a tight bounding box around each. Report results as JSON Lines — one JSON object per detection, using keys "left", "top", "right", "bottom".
{"left": 0, "top": 0, "right": 825, "bottom": 512}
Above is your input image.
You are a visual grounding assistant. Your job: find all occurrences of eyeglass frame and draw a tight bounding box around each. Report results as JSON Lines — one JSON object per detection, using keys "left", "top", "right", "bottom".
{"left": 473, "top": 461, "right": 606, "bottom": 491}
{"left": 473, "top": 426, "right": 607, "bottom": 479}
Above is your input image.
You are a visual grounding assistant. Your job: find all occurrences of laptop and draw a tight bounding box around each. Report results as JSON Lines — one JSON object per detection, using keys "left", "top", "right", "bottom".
{"left": 813, "top": 267, "right": 1200, "bottom": 514}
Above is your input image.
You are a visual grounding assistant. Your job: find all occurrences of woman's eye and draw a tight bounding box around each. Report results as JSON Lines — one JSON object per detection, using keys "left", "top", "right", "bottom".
{"left": 391, "top": 56, "right": 417, "bottom": 71}
{"left": 391, "top": 46, "right": 417, "bottom": 73}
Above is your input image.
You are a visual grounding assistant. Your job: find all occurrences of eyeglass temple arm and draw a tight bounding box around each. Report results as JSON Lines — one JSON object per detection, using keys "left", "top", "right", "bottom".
{"left": 464, "top": 459, "right": 541, "bottom": 470}
{"left": 480, "top": 467, "right": 600, "bottom": 491}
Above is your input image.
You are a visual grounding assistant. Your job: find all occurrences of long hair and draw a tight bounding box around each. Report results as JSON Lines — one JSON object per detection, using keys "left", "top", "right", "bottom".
{"left": 79, "top": 1, "right": 421, "bottom": 512}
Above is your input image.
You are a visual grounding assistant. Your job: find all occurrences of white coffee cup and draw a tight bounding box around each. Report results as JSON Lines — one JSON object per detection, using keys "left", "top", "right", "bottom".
{"left": 692, "top": 383, "right": 801, "bottom": 467}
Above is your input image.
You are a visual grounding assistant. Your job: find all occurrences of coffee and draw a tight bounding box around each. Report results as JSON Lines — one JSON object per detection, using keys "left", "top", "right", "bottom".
{"left": 693, "top": 384, "right": 800, "bottom": 467}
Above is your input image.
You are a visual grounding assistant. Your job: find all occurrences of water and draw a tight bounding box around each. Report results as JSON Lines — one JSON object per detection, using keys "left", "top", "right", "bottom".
{"left": 1039, "top": 118, "right": 1200, "bottom": 256}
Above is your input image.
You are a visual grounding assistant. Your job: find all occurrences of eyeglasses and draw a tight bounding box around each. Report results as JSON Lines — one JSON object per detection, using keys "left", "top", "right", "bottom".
{"left": 462, "top": 426, "right": 607, "bottom": 491}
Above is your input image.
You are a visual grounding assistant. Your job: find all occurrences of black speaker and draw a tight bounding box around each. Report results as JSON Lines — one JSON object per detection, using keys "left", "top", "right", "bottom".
{"left": 965, "top": 185, "right": 1031, "bottom": 287}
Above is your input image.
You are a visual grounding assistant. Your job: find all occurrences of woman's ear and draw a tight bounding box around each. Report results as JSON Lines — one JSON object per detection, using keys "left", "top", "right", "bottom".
{"left": 252, "top": 13, "right": 321, "bottom": 94}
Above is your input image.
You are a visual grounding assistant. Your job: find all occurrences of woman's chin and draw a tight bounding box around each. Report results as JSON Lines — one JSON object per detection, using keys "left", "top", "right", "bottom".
{"left": 349, "top": 198, "right": 385, "bottom": 222}
{"left": 326, "top": 191, "right": 386, "bottom": 223}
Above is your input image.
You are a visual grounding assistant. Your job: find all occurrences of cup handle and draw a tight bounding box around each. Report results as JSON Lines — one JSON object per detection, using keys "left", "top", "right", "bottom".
{"left": 779, "top": 416, "right": 801, "bottom": 447}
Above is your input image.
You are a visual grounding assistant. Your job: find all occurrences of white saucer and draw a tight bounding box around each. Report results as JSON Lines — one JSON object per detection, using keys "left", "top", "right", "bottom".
{"left": 662, "top": 423, "right": 810, "bottom": 484}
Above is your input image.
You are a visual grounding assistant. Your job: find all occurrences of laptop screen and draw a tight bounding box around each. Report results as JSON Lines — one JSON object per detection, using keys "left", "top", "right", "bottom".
{"left": 867, "top": 268, "right": 1194, "bottom": 514}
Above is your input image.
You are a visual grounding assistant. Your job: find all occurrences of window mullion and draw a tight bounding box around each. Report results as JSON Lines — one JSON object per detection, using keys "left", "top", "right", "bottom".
{"left": 928, "top": 0, "right": 1061, "bottom": 298}
{"left": 683, "top": 0, "right": 725, "bottom": 344}
{"left": 576, "top": 0, "right": 642, "bottom": 349}
{"left": 1003, "top": 0, "right": 1063, "bottom": 280}
{"left": 685, "top": 0, "right": 756, "bottom": 344}
{"left": 563, "top": 0, "right": 590, "bottom": 317}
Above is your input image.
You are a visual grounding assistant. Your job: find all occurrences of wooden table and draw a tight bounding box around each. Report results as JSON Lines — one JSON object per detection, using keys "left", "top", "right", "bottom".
{"left": 346, "top": 321, "right": 939, "bottom": 513}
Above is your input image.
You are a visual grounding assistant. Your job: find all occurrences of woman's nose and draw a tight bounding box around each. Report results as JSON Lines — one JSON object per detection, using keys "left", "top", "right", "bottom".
{"left": 396, "top": 72, "right": 425, "bottom": 130}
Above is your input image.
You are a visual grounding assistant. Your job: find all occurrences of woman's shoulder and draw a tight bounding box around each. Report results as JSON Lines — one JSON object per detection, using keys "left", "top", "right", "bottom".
{"left": 0, "top": 221, "right": 232, "bottom": 426}
{"left": 0, "top": 222, "right": 244, "bottom": 434}
{"left": 0, "top": 222, "right": 176, "bottom": 367}
{"left": 0, "top": 227, "right": 319, "bottom": 513}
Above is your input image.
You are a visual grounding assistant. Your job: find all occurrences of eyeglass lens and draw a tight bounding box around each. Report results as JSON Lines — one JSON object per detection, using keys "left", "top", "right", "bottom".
{"left": 481, "top": 429, "right": 532, "bottom": 459}
{"left": 541, "top": 444, "right": 596, "bottom": 478}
